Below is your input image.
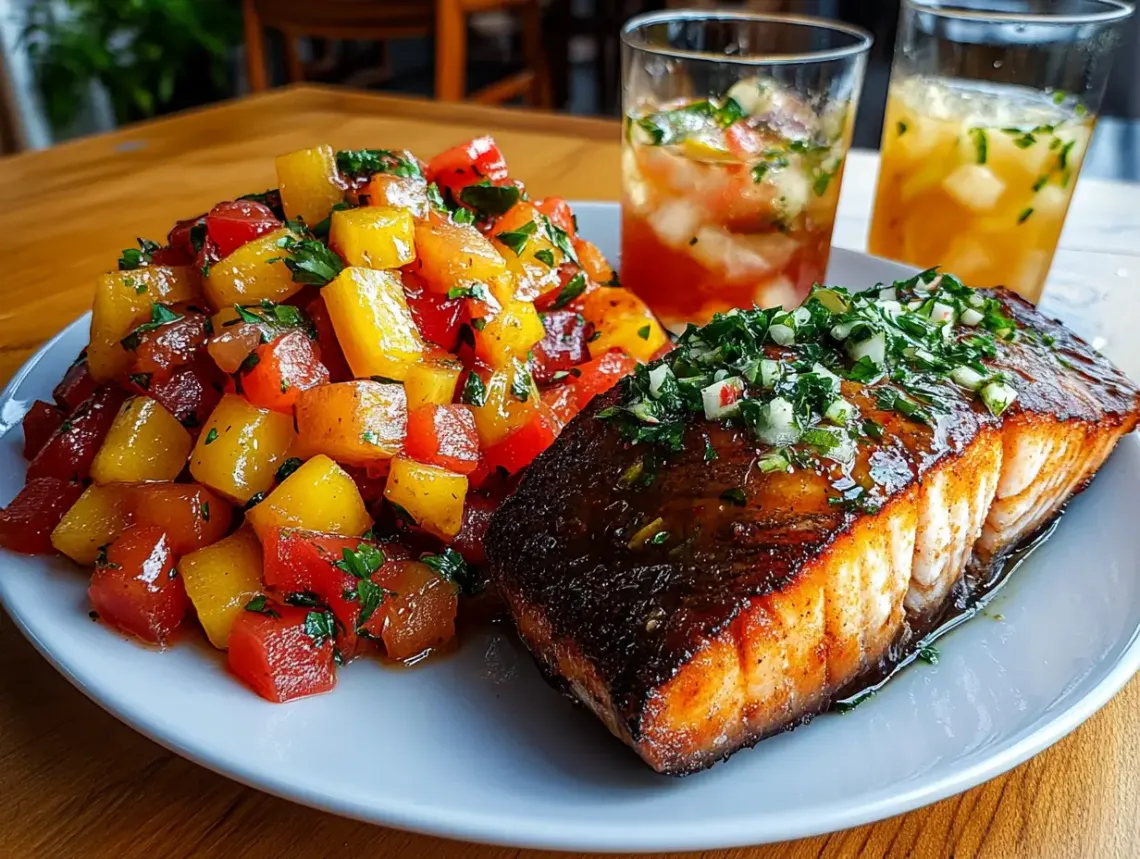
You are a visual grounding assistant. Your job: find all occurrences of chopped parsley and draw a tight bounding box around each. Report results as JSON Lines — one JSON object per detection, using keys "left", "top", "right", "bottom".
{"left": 458, "top": 181, "right": 520, "bottom": 218}
{"left": 118, "top": 238, "right": 160, "bottom": 271}
{"left": 550, "top": 272, "right": 588, "bottom": 310}
{"left": 534, "top": 248, "right": 556, "bottom": 267}
{"left": 269, "top": 235, "right": 345, "bottom": 286}
{"left": 510, "top": 361, "right": 534, "bottom": 402}
{"left": 275, "top": 457, "right": 304, "bottom": 482}
{"left": 336, "top": 149, "right": 422, "bottom": 180}
{"left": 245, "top": 594, "right": 279, "bottom": 618}
{"left": 495, "top": 220, "right": 538, "bottom": 256}
{"left": 460, "top": 371, "right": 488, "bottom": 407}
{"left": 969, "top": 128, "right": 988, "bottom": 164}
{"left": 421, "top": 547, "right": 481, "bottom": 595}
{"left": 446, "top": 283, "right": 492, "bottom": 302}
{"left": 234, "top": 299, "right": 316, "bottom": 338}
{"left": 201, "top": 501, "right": 210, "bottom": 523}
{"left": 204, "top": 428, "right": 219, "bottom": 445}
{"left": 917, "top": 644, "right": 941, "bottom": 665}
{"left": 303, "top": 610, "right": 338, "bottom": 646}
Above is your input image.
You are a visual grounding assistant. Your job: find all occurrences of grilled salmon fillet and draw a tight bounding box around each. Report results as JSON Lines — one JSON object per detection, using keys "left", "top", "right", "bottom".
{"left": 486, "top": 277, "right": 1140, "bottom": 775}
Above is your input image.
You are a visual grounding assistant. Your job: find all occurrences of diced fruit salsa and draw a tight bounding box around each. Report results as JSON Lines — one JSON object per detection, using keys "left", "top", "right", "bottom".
{"left": 622, "top": 78, "right": 852, "bottom": 330}
{"left": 0, "top": 136, "right": 668, "bottom": 703}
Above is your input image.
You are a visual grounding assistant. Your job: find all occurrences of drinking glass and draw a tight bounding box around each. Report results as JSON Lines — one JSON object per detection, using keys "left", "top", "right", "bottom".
{"left": 869, "top": 0, "right": 1134, "bottom": 303}
{"left": 620, "top": 11, "right": 873, "bottom": 330}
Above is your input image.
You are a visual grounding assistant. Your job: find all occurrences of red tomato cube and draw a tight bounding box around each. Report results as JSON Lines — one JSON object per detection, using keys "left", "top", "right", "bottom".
{"left": 533, "top": 197, "right": 576, "bottom": 236}
{"left": 482, "top": 406, "right": 560, "bottom": 475}
{"left": 403, "top": 274, "right": 465, "bottom": 352}
{"left": 206, "top": 200, "right": 281, "bottom": 258}
{"left": 27, "top": 386, "right": 127, "bottom": 483}
{"left": 403, "top": 405, "right": 480, "bottom": 475}
{"left": 239, "top": 330, "right": 329, "bottom": 413}
{"left": 426, "top": 136, "right": 509, "bottom": 198}
{"left": 52, "top": 355, "right": 99, "bottom": 412}
{"left": 572, "top": 349, "right": 638, "bottom": 410}
{"left": 227, "top": 604, "right": 337, "bottom": 703}
{"left": 541, "top": 383, "right": 579, "bottom": 427}
{"left": 130, "top": 311, "right": 211, "bottom": 375}
{"left": 0, "top": 477, "right": 84, "bottom": 555}
{"left": 136, "top": 359, "right": 224, "bottom": 431}
{"left": 531, "top": 310, "right": 592, "bottom": 384}
{"left": 22, "top": 400, "right": 66, "bottom": 461}
{"left": 88, "top": 525, "right": 188, "bottom": 645}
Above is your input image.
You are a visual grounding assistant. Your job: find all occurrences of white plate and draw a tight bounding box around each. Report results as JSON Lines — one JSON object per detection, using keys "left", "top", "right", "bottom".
{"left": 1, "top": 202, "right": 1139, "bottom": 853}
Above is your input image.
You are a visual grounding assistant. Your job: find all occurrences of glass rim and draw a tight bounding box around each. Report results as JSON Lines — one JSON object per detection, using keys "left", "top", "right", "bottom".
{"left": 620, "top": 10, "right": 874, "bottom": 65}
{"left": 902, "top": 0, "right": 1134, "bottom": 25}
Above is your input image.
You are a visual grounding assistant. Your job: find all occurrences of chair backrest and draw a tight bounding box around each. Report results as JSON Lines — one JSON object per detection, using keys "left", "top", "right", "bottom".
{"left": 250, "top": 0, "right": 433, "bottom": 37}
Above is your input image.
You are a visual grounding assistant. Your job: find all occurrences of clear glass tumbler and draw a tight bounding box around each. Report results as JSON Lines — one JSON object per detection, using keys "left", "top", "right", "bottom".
{"left": 869, "top": 0, "right": 1134, "bottom": 303}
{"left": 620, "top": 11, "right": 872, "bottom": 330}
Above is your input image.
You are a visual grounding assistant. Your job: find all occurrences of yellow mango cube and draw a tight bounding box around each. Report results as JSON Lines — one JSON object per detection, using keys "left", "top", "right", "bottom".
{"left": 474, "top": 299, "right": 545, "bottom": 369}
{"left": 323, "top": 267, "right": 424, "bottom": 381}
{"left": 383, "top": 454, "right": 468, "bottom": 540}
{"left": 469, "top": 364, "right": 539, "bottom": 446}
{"left": 204, "top": 227, "right": 303, "bottom": 310}
{"left": 90, "top": 397, "right": 193, "bottom": 485}
{"left": 294, "top": 380, "right": 407, "bottom": 465}
{"left": 330, "top": 206, "right": 416, "bottom": 270}
{"left": 491, "top": 203, "right": 564, "bottom": 302}
{"left": 179, "top": 528, "right": 264, "bottom": 649}
{"left": 275, "top": 145, "right": 344, "bottom": 228}
{"left": 404, "top": 357, "right": 462, "bottom": 409}
{"left": 246, "top": 454, "right": 372, "bottom": 539}
{"left": 189, "top": 394, "right": 296, "bottom": 503}
{"left": 581, "top": 288, "right": 667, "bottom": 362}
{"left": 51, "top": 484, "right": 132, "bottom": 566}
{"left": 413, "top": 214, "right": 507, "bottom": 293}
{"left": 89, "top": 266, "right": 199, "bottom": 381}
{"left": 364, "top": 173, "right": 429, "bottom": 219}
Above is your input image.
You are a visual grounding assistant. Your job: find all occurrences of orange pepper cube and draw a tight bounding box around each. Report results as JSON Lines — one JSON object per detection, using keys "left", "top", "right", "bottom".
{"left": 330, "top": 206, "right": 416, "bottom": 270}
{"left": 294, "top": 380, "right": 407, "bottom": 465}
{"left": 126, "top": 483, "right": 233, "bottom": 555}
{"left": 383, "top": 454, "right": 468, "bottom": 540}
{"left": 204, "top": 226, "right": 303, "bottom": 309}
{"left": 580, "top": 288, "right": 668, "bottom": 362}
{"left": 275, "top": 145, "right": 344, "bottom": 228}
{"left": 322, "top": 267, "right": 424, "bottom": 381}
{"left": 189, "top": 394, "right": 296, "bottom": 504}
{"left": 246, "top": 454, "right": 372, "bottom": 539}
{"left": 413, "top": 213, "right": 507, "bottom": 293}
{"left": 490, "top": 202, "right": 564, "bottom": 302}
{"left": 179, "top": 527, "right": 264, "bottom": 649}
{"left": 50, "top": 484, "right": 132, "bottom": 566}
{"left": 90, "top": 396, "right": 193, "bottom": 485}
{"left": 89, "top": 266, "right": 199, "bottom": 381}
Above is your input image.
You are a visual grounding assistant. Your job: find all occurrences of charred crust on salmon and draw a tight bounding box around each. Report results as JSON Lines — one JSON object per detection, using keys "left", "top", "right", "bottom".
{"left": 486, "top": 269, "right": 1140, "bottom": 775}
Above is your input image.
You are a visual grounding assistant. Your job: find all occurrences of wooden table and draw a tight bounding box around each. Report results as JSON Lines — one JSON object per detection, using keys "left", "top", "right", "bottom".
{"left": 2, "top": 85, "right": 1139, "bottom": 859}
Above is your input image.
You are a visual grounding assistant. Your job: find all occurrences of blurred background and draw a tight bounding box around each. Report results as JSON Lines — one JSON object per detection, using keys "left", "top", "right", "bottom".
{"left": 1, "top": 0, "right": 1137, "bottom": 177}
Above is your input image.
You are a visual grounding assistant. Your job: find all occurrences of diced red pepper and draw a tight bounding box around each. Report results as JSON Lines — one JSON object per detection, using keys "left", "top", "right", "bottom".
{"left": 404, "top": 272, "right": 466, "bottom": 352}
{"left": 262, "top": 528, "right": 407, "bottom": 660}
{"left": 130, "top": 310, "right": 211, "bottom": 375}
{"left": 22, "top": 400, "right": 66, "bottom": 461}
{"left": 239, "top": 330, "right": 329, "bottom": 413}
{"left": 451, "top": 494, "right": 498, "bottom": 566}
{"left": 227, "top": 604, "right": 337, "bottom": 703}
{"left": 534, "top": 262, "right": 600, "bottom": 312}
{"left": 533, "top": 197, "right": 575, "bottom": 236}
{"left": 206, "top": 200, "right": 281, "bottom": 258}
{"left": 481, "top": 405, "right": 560, "bottom": 474}
{"left": 531, "top": 310, "right": 592, "bottom": 384}
{"left": 88, "top": 525, "right": 188, "bottom": 645}
{"left": 27, "top": 386, "right": 127, "bottom": 483}
{"left": 426, "top": 136, "right": 510, "bottom": 198}
{"left": 133, "top": 359, "right": 223, "bottom": 431}
{"left": 403, "top": 405, "right": 480, "bottom": 475}
{"left": 52, "top": 355, "right": 99, "bottom": 412}
{"left": 166, "top": 214, "right": 207, "bottom": 263}
{"left": 572, "top": 349, "right": 638, "bottom": 410}
{"left": 305, "top": 296, "right": 352, "bottom": 382}
{"left": 541, "top": 383, "right": 579, "bottom": 426}
{"left": 0, "top": 476, "right": 84, "bottom": 555}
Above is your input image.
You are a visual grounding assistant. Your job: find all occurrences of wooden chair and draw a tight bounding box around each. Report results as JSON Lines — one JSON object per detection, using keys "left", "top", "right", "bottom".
{"left": 242, "top": 0, "right": 551, "bottom": 107}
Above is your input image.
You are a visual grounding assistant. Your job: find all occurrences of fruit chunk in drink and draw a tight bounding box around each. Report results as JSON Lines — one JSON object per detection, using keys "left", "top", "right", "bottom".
{"left": 622, "top": 79, "right": 853, "bottom": 330}
{"left": 869, "top": 76, "right": 1093, "bottom": 303}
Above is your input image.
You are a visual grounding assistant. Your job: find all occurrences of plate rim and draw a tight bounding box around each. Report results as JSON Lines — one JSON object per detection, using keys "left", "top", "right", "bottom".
{"left": 1, "top": 210, "right": 1139, "bottom": 852}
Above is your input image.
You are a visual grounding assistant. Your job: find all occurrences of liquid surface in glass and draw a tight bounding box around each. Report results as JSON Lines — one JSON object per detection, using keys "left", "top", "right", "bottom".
{"left": 622, "top": 80, "right": 850, "bottom": 330}
{"left": 869, "top": 76, "right": 1094, "bottom": 303}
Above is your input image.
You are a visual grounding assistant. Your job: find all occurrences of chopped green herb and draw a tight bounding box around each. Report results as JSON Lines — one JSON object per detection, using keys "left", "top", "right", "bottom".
{"left": 335, "top": 149, "right": 422, "bottom": 180}
{"left": 243, "top": 492, "right": 267, "bottom": 511}
{"left": 284, "top": 591, "right": 325, "bottom": 609}
{"left": 446, "top": 283, "right": 492, "bottom": 302}
{"left": 461, "top": 371, "right": 488, "bottom": 407}
{"left": 201, "top": 501, "right": 210, "bottom": 523}
{"left": 361, "top": 430, "right": 379, "bottom": 445}
{"left": 1018, "top": 207, "right": 1034, "bottom": 224}
{"left": 510, "top": 361, "right": 534, "bottom": 402}
{"left": 310, "top": 201, "right": 355, "bottom": 239}
{"left": 118, "top": 238, "right": 160, "bottom": 271}
{"left": 458, "top": 182, "right": 520, "bottom": 218}
{"left": 303, "top": 610, "right": 338, "bottom": 647}
{"left": 897, "top": 121, "right": 908, "bottom": 136}
{"left": 276, "top": 457, "right": 304, "bottom": 483}
{"left": 533, "top": 248, "right": 556, "bottom": 267}
{"left": 647, "top": 530, "right": 670, "bottom": 545}
{"left": 421, "top": 547, "right": 481, "bottom": 595}
{"left": 637, "top": 324, "right": 652, "bottom": 340}
{"left": 550, "top": 272, "right": 588, "bottom": 310}
{"left": 370, "top": 375, "right": 400, "bottom": 384}
{"left": 335, "top": 543, "right": 386, "bottom": 581}
{"left": 270, "top": 236, "right": 345, "bottom": 286}
{"left": 204, "top": 428, "right": 219, "bottom": 445}
{"left": 917, "top": 644, "right": 941, "bottom": 665}
{"left": 120, "top": 303, "right": 183, "bottom": 350}
{"left": 245, "top": 595, "right": 279, "bottom": 618}
{"left": 388, "top": 500, "right": 418, "bottom": 527}
{"left": 969, "top": 127, "right": 988, "bottom": 164}
{"left": 495, "top": 220, "right": 538, "bottom": 256}
{"left": 703, "top": 437, "right": 718, "bottom": 462}
{"left": 128, "top": 372, "right": 152, "bottom": 391}
{"left": 1032, "top": 175, "right": 1049, "bottom": 192}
